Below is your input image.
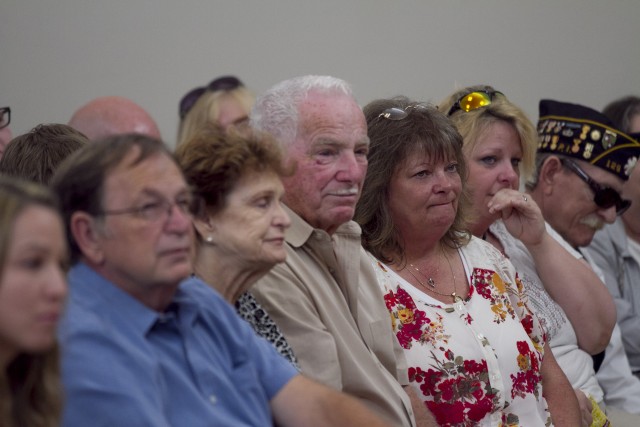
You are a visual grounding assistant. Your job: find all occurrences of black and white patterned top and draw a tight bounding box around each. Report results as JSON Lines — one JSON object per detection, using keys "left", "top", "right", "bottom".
{"left": 235, "top": 291, "right": 299, "bottom": 370}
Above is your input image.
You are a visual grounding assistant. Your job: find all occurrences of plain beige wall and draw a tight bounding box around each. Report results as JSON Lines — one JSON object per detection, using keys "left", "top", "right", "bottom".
{"left": 1, "top": 0, "right": 639, "bottom": 147}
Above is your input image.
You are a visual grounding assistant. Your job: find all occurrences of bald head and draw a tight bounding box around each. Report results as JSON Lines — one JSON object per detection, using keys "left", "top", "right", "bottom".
{"left": 68, "top": 96, "right": 161, "bottom": 141}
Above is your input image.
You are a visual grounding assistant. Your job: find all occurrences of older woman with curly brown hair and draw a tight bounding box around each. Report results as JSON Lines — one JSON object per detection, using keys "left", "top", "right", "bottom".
{"left": 175, "top": 124, "right": 297, "bottom": 366}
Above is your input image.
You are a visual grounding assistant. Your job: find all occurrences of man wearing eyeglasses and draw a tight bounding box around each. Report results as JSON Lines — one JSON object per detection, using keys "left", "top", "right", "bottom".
{"left": 0, "top": 106, "right": 13, "bottom": 159}
{"left": 526, "top": 99, "right": 640, "bottom": 424}
{"left": 250, "top": 76, "right": 434, "bottom": 426}
{"left": 51, "top": 133, "right": 394, "bottom": 427}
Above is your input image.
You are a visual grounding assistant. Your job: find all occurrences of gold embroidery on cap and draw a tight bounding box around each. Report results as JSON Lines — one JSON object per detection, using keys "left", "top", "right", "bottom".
{"left": 590, "top": 129, "right": 601, "bottom": 142}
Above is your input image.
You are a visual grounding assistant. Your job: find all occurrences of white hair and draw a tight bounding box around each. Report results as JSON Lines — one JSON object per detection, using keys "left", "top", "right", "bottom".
{"left": 250, "top": 75, "right": 354, "bottom": 148}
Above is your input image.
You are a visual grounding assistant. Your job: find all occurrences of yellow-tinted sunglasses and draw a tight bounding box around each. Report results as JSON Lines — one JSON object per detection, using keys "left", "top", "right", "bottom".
{"left": 447, "top": 90, "right": 504, "bottom": 116}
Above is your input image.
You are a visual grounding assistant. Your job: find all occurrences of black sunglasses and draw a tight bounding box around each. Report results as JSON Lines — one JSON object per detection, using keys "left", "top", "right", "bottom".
{"left": 0, "top": 107, "right": 10, "bottom": 130}
{"left": 178, "top": 76, "right": 244, "bottom": 119}
{"left": 447, "top": 90, "right": 504, "bottom": 116}
{"left": 561, "top": 158, "right": 631, "bottom": 215}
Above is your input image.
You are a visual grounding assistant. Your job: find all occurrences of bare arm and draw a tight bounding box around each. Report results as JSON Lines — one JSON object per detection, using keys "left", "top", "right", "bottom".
{"left": 271, "top": 376, "right": 392, "bottom": 427}
{"left": 540, "top": 342, "right": 582, "bottom": 426}
{"left": 403, "top": 385, "right": 437, "bottom": 427}
{"left": 489, "top": 188, "right": 615, "bottom": 353}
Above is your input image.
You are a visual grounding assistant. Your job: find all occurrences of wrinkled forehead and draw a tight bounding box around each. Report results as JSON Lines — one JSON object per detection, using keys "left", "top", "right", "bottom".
{"left": 103, "top": 149, "right": 187, "bottom": 201}
{"left": 298, "top": 91, "right": 367, "bottom": 134}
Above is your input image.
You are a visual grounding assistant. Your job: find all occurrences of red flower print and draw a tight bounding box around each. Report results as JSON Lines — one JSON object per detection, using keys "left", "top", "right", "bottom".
{"left": 511, "top": 341, "right": 542, "bottom": 399}
{"left": 384, "top": 291, "right": 398, "bottom": 311}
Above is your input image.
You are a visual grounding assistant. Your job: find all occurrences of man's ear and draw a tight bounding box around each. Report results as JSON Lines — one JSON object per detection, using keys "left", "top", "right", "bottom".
{"left": 70, "top": 211, "right": 106, "bottom": 265}
{"left": 539, "top": 156, "right": 564, "bottom": 196}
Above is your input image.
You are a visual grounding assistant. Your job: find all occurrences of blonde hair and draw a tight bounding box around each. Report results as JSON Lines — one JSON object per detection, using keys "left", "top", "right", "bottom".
{"left": 438, "top": 84, "right": 538, "bottom": 182}
{"left": 177, "top": 87, "right": 254, "bottom": 146}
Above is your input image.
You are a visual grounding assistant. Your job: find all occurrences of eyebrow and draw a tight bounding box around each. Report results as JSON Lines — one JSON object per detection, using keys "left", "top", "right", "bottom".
{"left": 313, "top": 136, "right": 370, "bottom": 148}
{"left": 136, "top": 187, "right": 190, "bottom": 199}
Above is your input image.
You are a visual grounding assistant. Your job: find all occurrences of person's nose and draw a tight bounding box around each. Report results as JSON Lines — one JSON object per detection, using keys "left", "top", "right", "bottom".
{"left": 432, "top": 170, "right": 454, "bottom": 192}
{"left": 45, "top": 263, "right": 68, "bottom": 302}
{"left": 273, "top": 202, "right": 291, "bottom": 230}
{"left": 597, "top": 205, "right": 618, "bottom": 224}
{"left": 165, "top": 203, "right": 192, "bottom": 233}
{"left": 498, "top": 162, "right": 519, "bottom": 188}
{"left": 335, "top": 151, "right": 366, "bottom": 183}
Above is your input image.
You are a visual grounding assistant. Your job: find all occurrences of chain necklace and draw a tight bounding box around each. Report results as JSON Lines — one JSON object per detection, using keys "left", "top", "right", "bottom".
{"left": 408, "top": 262, "right": 438, "bottom": 288}
{"left": 406, "top": 253, "right": 462, "bottom": 303}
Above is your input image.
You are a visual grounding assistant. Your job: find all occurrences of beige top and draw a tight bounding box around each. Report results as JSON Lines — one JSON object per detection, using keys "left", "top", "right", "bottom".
{"left": 252, "top": 206, "right": 415, "bottom": 427}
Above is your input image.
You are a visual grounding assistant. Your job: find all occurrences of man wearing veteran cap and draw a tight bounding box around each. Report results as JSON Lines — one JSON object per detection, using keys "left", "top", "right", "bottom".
{"left": 526, "top": 99, "right": 640, "bottom": 423}
{"left": 584, "top": 103, "right": 640, "bottom": 384}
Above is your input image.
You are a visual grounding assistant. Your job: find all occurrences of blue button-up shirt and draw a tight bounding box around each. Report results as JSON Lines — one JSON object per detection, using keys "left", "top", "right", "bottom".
{"left": 60, "top": 263, "right": 297, "bottom": 426}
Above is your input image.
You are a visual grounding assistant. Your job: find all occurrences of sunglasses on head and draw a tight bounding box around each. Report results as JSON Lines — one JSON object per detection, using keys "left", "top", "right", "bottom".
{"left": 561, "top": 158, "right": 631, "bottom": 215}
{"left": 0, "top": 107, "right": 10, "bottom": 130}
{"left": 378, "top": 104, "right": 430, "bottom": 121}
{"left": 447, "top": 90, "right": 504, "bottom": 116}
{"left": 179, "top": 76, "right": 244, "bottom": 119}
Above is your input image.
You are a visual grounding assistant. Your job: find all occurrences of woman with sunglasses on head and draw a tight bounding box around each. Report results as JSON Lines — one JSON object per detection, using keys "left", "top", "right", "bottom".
{"left": 0, "top": 177, "right": 68, "bottom": 427}
{"left": 355, "top": 96, "right": 579, "bottom": 426}
{"left": 439, "top": 86, "right": 640, "bottom": 425}
{"left": 175, "top": 124, "right": 298, "bottom": 367}
{"left": 177, "top": 75, "right": 254, "bottom": 146}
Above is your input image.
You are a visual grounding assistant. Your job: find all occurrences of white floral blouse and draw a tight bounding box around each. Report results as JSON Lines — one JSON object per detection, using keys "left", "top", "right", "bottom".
{"left": 370, "top": 237, "right": 552, "bottom": 426}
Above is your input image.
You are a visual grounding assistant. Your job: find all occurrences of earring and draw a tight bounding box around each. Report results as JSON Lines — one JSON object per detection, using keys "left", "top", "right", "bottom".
{"left": 206, "top": 235, "right": 213, "bottom": 243}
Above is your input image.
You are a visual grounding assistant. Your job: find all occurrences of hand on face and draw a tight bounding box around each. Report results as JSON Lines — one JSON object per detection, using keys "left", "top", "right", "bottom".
{"left": 487, "top": 188, "right": 545, "bottom": 245}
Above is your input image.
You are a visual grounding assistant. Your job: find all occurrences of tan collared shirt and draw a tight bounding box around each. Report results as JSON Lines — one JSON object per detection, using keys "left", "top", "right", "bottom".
{"left": 252, "top": 206, "right": 415, "bottom": 426}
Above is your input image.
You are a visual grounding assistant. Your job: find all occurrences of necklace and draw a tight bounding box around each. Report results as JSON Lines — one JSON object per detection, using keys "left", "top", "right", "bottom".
{"left": 406, "top": 253, "right": 462, "bottom": 303}
{"left": 409, "top": 262, "right": 438, "bottom": 288}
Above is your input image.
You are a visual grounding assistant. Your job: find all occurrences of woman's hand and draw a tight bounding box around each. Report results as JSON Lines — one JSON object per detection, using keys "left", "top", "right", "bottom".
{"left": 574, "top": 389, "right": 593, "bottom": 427}
{"left": 487, "top": 188, "right": 545, "bottom": 246}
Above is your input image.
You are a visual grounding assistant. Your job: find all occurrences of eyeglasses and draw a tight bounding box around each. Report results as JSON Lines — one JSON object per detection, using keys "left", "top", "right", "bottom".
{"left": 97, "top": 194, "right": 198, "bottom": 223}
{"left": 447, "top": 90, "right": 504, "bottom": 116}
{"left": 179, "top": 76, "right": 244, "bottom": 119}
{"left": 561, "top": 159, "right": 631, "bottom": 215}
{"left": 378, "top": 104, "right": 429, "bottom": 121}
{"left": 0, "top": 107, "right": 10, "bottom": 130}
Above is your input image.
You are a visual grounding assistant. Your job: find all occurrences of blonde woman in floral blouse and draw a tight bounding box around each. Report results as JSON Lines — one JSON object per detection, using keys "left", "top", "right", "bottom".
{"left": 354, "top": 97, "right": 580, "bottom": 426}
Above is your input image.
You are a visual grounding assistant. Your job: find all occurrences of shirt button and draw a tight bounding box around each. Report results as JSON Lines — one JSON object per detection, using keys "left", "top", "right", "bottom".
{"left": 477, "top": 333, "right": 484, "bottom": 340}
{"left": 209, "top": 395, "right": 217, "bottom": 405}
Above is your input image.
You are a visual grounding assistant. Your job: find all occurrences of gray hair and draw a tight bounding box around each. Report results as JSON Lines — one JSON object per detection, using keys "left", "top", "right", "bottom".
{"left": 250, "top": 75, "right": 354, "bottom": 148}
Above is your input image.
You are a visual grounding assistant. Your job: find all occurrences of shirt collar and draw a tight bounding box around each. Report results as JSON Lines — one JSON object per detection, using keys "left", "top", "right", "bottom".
{"left": 68, "top": 262, "right": 200, "bottom": 335}
{"left": 283, "top": 205, "right": 363, "bottom": 248}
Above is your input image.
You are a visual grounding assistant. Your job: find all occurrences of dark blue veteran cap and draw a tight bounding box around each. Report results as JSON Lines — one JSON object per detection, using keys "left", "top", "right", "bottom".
{"left": 537, "top": 99, "right": 640, "bottom": 180}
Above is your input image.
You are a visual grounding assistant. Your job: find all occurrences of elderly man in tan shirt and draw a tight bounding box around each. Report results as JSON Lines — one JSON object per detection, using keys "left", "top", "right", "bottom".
{"left": 251, "top": 75, "right": 435, "bottom": 427}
